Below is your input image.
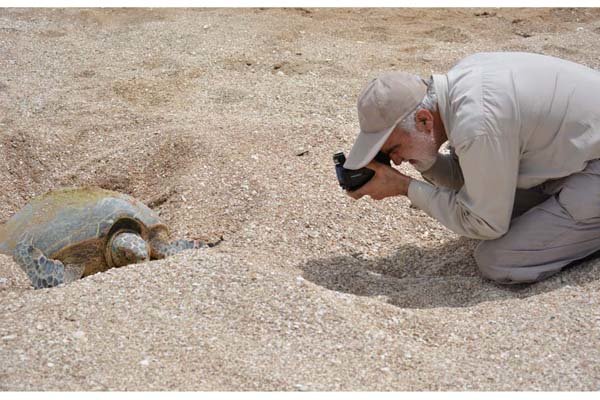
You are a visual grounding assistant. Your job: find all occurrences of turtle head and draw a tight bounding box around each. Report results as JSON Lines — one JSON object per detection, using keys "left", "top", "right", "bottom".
{"left": 108, "top": 231, "right": 150, "bottom": 267}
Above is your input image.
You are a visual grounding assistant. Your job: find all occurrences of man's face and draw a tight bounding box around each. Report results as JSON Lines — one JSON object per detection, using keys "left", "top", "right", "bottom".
{"left": 380, "top": 123, "right": 438, "bottom": 172}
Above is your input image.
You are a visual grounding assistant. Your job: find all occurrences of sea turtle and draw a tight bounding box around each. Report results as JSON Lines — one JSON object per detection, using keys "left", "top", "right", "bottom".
{"left": 0, "top": 187, "right": 215, "bottom": 289}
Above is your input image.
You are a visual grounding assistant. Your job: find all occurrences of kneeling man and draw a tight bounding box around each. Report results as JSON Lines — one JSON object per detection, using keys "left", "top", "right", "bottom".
{"left": 345, "top": 52, "right": 600, "bottom": 284}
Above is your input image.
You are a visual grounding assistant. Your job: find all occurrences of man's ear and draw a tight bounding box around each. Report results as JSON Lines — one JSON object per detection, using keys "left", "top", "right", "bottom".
{"left": 415, "top": 109, "right": 434, "bottom": 133}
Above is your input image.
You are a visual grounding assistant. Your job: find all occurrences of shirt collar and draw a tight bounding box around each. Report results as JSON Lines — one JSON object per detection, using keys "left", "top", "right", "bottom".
{"left": 431, "top": 73, "right": 452, "bottom": 145}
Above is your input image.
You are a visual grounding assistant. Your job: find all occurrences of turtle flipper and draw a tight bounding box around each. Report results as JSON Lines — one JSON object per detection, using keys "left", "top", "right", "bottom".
{"left": 150, "top": 237, "right": 209, "bottom": 259}
{"left": 13, "top": 241, "right": 66, "bottom": 289}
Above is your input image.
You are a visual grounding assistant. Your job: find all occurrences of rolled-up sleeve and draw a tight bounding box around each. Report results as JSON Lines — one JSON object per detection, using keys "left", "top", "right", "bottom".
{"left": 408, "top": 134, "right": 519, "bottom": 240}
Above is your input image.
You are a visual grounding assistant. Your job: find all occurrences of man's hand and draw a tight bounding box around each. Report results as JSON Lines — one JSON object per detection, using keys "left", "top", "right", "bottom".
{"left": 346, "top": 161, "right": 411, "bottom": 200}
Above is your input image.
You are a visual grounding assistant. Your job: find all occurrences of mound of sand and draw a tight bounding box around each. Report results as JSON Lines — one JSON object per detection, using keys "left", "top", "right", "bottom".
{"left": 1, "top": 8, "right": 600, "bottom": 390}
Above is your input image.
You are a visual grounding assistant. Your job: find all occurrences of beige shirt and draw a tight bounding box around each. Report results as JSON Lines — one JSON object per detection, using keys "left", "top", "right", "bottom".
{"left": 407, "top": 52, "right": 600, "bottom": 240}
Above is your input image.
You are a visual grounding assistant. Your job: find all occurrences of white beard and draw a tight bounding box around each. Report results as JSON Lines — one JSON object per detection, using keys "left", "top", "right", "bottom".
{"left": 412, "top": 155, "right": 437, "bottom": 172}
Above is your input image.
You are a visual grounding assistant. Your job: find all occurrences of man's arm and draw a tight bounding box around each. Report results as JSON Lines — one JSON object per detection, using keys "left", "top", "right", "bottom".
{"left": 346, "top": 134, "right": 518, "bottom": 240}
{"left": 408, "top": 134, "right": 519, "bottom": 240}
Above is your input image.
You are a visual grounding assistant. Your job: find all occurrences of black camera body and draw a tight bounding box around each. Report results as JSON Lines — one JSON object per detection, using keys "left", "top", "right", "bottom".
{"left": 334, "top": 151, "right": 391, "bottom": 191}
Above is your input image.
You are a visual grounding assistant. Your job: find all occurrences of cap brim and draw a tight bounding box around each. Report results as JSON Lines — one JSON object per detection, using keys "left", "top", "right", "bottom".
{"left": 343, "top": 125, "right": 395, "bottom": 170}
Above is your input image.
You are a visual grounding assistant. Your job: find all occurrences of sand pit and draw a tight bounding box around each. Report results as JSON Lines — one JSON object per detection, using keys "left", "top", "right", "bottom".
{"left": 1, "top": 8, "right": 600, "bottom": 390}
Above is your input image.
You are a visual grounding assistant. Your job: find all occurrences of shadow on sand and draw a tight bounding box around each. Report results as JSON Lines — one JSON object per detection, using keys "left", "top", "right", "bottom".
{"left": 297, "top": 237, "right": 600, "bottom": 309}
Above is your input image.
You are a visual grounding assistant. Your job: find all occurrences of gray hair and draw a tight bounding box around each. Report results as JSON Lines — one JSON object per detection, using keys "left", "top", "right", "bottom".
{"left": 399, "top": 76, "right": 438, "bottom": 134}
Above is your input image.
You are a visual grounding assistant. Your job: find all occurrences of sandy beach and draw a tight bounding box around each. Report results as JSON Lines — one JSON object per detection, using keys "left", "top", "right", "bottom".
{"left": 1, "top": 8, "right": 599, "bottom": 390}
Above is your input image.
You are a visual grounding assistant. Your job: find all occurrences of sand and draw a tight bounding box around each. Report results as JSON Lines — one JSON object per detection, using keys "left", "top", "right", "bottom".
{"left": 1, "top": 8, "right": 600, "bottom": 391}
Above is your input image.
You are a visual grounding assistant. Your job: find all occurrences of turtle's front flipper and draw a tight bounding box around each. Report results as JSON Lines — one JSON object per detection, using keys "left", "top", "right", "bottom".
{"left": 13, "top": 241, "right": 67, "bottom": 289}
{"left": 150, "top": 237, "right": 209, "bottom": 259}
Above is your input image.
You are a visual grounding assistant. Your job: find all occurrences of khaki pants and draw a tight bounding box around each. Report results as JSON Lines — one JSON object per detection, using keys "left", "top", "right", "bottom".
{"left": 474, "top": 159, "right": 600, "bottom": 284}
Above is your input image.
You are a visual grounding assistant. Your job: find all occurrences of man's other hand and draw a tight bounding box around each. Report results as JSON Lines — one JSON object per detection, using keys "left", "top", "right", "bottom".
{"left": 346, "top": 161, "right": 412, "bottom": 200}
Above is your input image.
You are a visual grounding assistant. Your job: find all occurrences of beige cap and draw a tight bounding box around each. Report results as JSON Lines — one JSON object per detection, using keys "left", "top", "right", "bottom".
{"left": 344, "top": 72, "right": 427, "bottom": 170}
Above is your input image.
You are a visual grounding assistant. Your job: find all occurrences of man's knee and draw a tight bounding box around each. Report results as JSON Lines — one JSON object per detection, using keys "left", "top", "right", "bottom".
{"left": 474, "top": 241, "right": 553, "bottom": 284}
{"left": 474, "top": 241, "right": 513, "bottom": 284}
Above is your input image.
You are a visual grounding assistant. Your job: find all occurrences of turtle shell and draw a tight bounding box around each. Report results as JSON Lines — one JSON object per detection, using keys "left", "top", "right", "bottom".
{"left": 0, "top": 187, "right": 167, "bottom": 276}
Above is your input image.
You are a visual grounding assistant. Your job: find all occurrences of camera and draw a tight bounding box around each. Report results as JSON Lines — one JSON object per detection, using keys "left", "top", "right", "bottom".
{"left": 333, "top": 151, "right": 391, "bottom": 191}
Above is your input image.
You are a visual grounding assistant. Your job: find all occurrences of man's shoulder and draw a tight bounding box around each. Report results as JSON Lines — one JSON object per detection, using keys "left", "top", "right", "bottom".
{"left": 444, "top": 53, "right": 529, "bottom": 146}
{"left": 450, "top": 51, "right": 549, "bottom": 71}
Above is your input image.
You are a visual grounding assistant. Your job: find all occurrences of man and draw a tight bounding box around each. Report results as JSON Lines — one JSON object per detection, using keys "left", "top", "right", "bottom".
{"left": 345, "top": 52, "right": 600, "bottom": 284}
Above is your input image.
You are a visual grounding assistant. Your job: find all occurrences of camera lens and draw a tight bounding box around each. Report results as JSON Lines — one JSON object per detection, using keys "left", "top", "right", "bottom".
{"left": 333, "top": 152, "right": 346, "bottom": 165}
